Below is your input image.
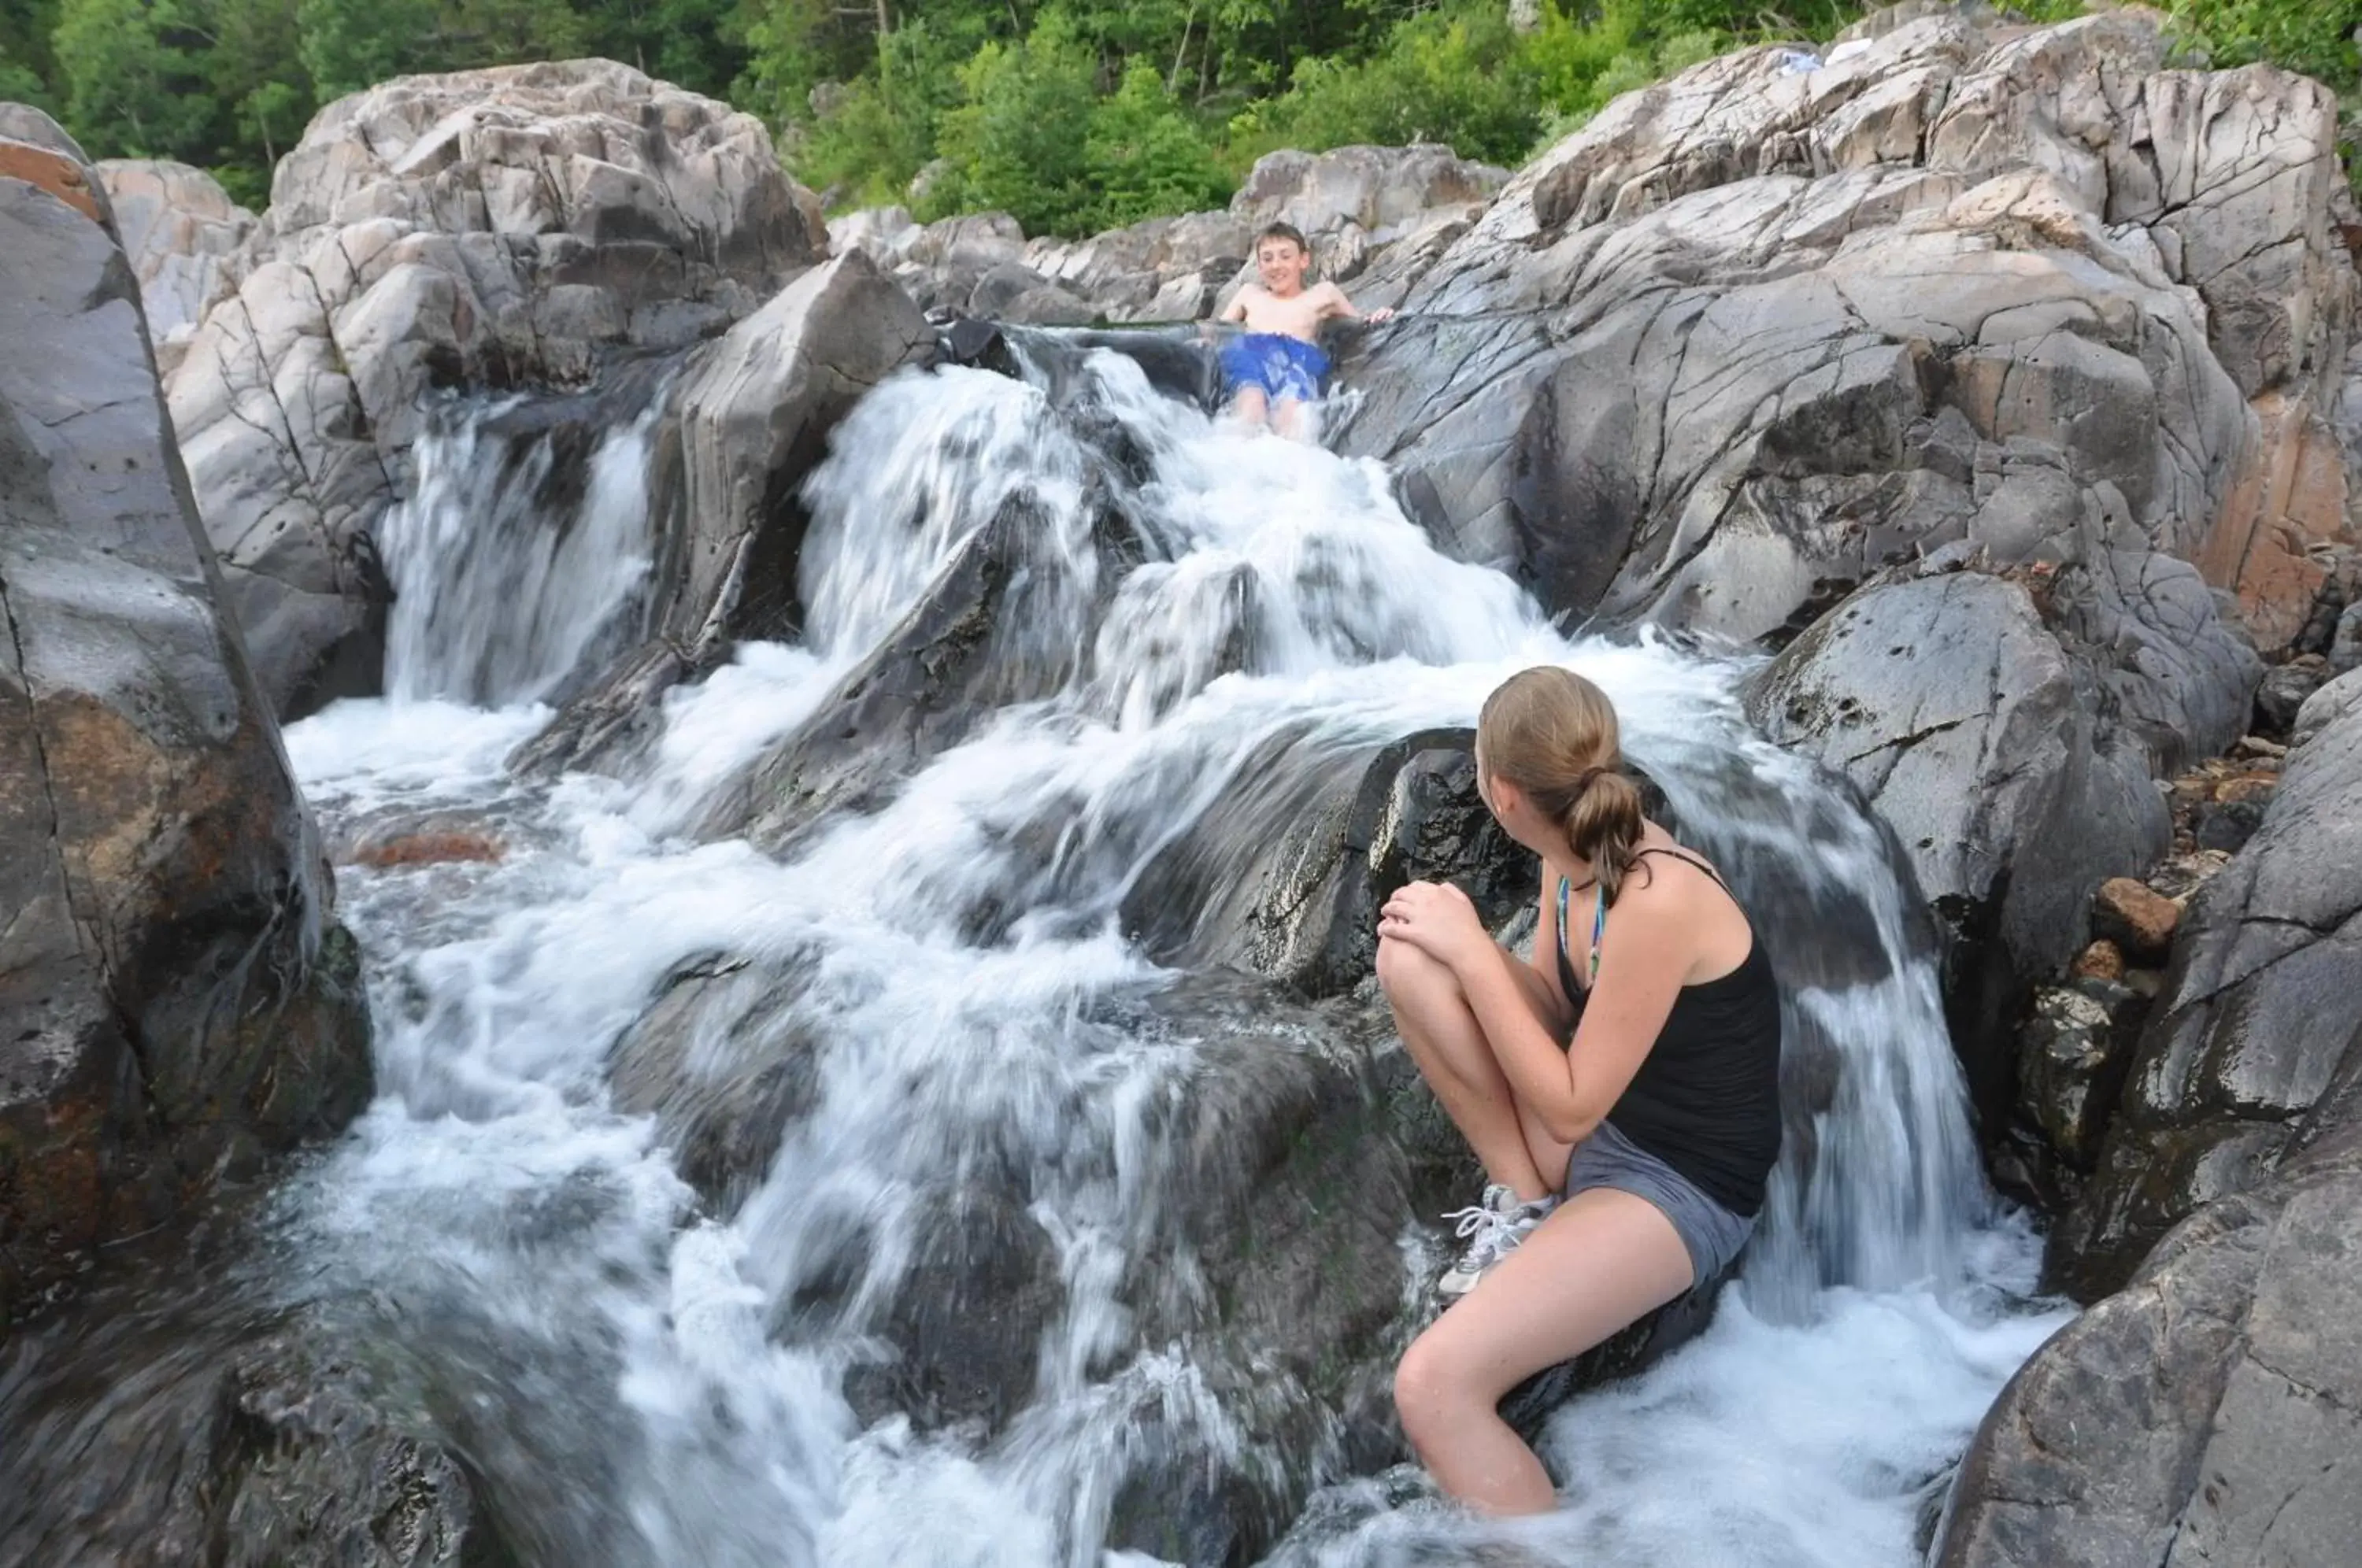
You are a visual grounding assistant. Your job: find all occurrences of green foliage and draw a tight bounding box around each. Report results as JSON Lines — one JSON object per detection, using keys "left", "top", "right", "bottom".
{"left": 0, "top": 42, "right": 52, "bottom": 109}
{"left": 52, "top": 0, "right": 215, "bottom": 160}
{"left": 2162, "top": 0, "right": 2362, "bottom": 83}
{"left": 789, "top": 14, "right": 976, "bottom": 205}
{"left": 923, "top": 8, "right": 1096, "bottom": 233}
{"left": 1083, "top": 61, "right": 1234, "bottom": 231}
{"left": 1231, "top": 4, "right": 1542, "bottom": 167}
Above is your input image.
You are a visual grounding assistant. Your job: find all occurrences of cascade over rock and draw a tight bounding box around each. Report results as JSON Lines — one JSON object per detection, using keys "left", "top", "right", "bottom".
{"left": 0, "top": 109, "right": 371, "bottom": 1322}
{"left": 13, "top": 3, "right": 2362, "bottom": 1560}
{"left": 515, "top": 250, "right": 935, "bottom": 775}
{"left": 165, "top": 60, "right": 829, "bottom": 719}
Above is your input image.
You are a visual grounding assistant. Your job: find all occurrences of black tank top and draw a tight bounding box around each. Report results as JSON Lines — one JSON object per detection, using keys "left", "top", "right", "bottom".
{"left": 1555, "top": 848, "right": 1783, "bottom": 1217}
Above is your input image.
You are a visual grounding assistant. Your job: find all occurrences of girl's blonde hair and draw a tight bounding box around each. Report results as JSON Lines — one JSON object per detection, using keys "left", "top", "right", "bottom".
{"left": 1475, "top": 666, "right": 1646, "bottom": 901}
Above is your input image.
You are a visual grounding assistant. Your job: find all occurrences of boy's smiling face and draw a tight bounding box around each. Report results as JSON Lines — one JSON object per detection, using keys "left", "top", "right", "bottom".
{"left": 1256, "top": 235, "right": 1311, "bottom": 296}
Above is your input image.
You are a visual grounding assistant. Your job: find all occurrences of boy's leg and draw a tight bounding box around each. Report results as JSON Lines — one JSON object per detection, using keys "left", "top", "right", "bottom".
{"left": 1394, "top": 1188, "right": 1694, "bottom": 1514}
{"left": 1229, "top": 386, "right": 1270, "bottom": 428}
{"left": 1272, "top": 395, "right": 1307, "bottom": 441}
{"left": 1377, "top": 936, "right": 1572, "bottom": 1201}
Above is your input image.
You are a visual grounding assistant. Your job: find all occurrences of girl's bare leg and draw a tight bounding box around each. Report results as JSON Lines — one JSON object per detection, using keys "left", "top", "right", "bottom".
{"left": 1394, "top": 1189, "right": 1695, "bottom": 1513}
{"left": 1377, "top": 936, "right": 1572, "bottom": 1203}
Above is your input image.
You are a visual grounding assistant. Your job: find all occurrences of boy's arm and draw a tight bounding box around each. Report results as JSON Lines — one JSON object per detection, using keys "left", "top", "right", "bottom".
{"left": 1322, "top": 282, "right": 1394, "bottom": 324}
{"left": 1217, "top": 288, "right": 1253, "bottom": 324}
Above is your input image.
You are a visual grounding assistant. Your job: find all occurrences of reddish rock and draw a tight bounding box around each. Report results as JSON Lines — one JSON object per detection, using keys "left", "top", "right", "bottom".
{"left": 346, "top": 831, "right": 505, "bottom": 868}
{"left": 2072, "top": 940, "right": 2127, "bottom": 982}
{"left": 2093, "top": 878, "right": 2180, "bottom": 963}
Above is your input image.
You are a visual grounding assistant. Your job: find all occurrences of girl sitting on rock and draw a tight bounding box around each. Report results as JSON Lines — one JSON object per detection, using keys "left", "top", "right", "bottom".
{"left": 1375, "top": 665, "right": 1783, "bottom": 1514}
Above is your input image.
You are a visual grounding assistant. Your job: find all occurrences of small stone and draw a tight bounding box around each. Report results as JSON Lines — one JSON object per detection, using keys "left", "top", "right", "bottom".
{"left": 346, "top": 830, "right": 505, "bottom": 867}
{"left": 2254, "top": 663, "right": 2327, "bottom": 734}
{"left": 2194, "top": 798, "right": 2266, "bottom": 853}
{"left": 2017, "top": 982, "right": 2137, "bottom": 1165}
{"left": 2148, "top": 849, "right": 2232, "bottom": 900}
{"left": 2092, "top": 878, "right": 2179, "bottom": 963}
{"left": 2071, "top": 939, "right": 2125, "bottom": 982}
{"left": 2231, "top": 734, "right": 2288, "bottom": 760}
{"left": 2212, "top": 774, "right": 2277, "bottom": 805}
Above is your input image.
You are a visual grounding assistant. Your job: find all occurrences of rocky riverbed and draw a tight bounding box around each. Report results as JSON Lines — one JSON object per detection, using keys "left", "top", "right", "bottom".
{"left": 6, "top": 2, "right": 2361, "bottom": 1562}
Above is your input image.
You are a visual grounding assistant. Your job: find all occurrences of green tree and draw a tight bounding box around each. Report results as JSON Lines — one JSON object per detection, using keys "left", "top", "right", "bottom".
{"left": 1082, "top": 60, "right": 1231, "bottom": 230}
{"left": 575, "top": 0, "right": 749, "bottom": 98}
{"left": 205, "top": 0, "right": 310, "bottom": 181}
{"left": 2, "top": 0, "right": 57, "bottom": 91}
{"left": 0, "top": 41, "right": 50, "bottom": 107}
{"left": 793, "top": 18, "right": 974, "bottom": 205}
{"left": 1235, "top": 1, "right": 1541, "bottom": 165}
{"left": 296, "top": 0, "right": 437, "bottom": 98}
{"left": 924, "top": 7, "right": 1097, "bottom": 233}
{"left": 50, "top": 0, "right": 216, "bottom": 158}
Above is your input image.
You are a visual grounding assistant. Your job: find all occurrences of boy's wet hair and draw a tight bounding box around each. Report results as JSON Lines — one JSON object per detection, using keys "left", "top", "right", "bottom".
{"left": 1255, "top": 222, "right": 1312, "bottom": 257}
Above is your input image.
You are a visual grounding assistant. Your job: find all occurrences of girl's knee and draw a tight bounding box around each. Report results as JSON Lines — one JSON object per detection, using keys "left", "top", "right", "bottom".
{"left": 1375, "top": 934, "right": 1450, "bottom": 1003}
{"left": 1393, "top": 1330, "right": 1472, "bottom": 1452}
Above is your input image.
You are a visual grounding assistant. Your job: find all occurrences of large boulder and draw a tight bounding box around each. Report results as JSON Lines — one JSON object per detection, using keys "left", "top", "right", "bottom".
{"left": 1123, "top": 727, "right": 1531, "bottom": 999}
{"left": 1938, "top": 1089, "right": 2362, "bottom": 1567}
{"left": 2051, "top": 690, "right": 2362, "bottom": 1296}
{"left": 0, "top": 109, "right": 372, "bottom": 1323}
{"left": 1743, "top": 564, "right": 2249, "bottom": 1127}
{"left": 1331, "top": 9, "right": 2355, "bottom": 653}
{"left": 94, "top": 159, "right": 254, "bottom": 376}
{"left": 167, "top": 60, "right": 827, "bottom": 718}
{"left": 0, "top": 1299, "right": 505, "bottom": 1568}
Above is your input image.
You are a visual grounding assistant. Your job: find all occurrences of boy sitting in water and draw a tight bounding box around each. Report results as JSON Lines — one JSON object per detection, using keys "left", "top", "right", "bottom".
{"left": 1213, "top": 222, "right": 1394, "bottom": 439}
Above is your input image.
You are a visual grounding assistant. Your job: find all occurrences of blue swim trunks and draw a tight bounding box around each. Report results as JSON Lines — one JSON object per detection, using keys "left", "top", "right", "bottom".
{"left": 1220, "top": 332, "right": 1330, "bottom": 405}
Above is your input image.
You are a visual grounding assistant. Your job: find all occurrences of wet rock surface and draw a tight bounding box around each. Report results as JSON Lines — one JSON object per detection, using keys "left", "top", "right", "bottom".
{"left": 1, "top": 109, "right": 372, "bottom": 1324}
{"left": 0, "top": 1279, "right": 510, "bottom": 1568}
{"left": 2052, "top": 693, "right": 2362, "bottom": 1298}
{"left": 1941, "top": 1114, "right": 2362, "bottom": 1568}
{"left": 1124, "top": 727, "right": 1531, "bottom": 999}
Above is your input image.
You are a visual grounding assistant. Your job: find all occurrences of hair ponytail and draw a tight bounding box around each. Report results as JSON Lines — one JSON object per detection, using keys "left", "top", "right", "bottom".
{"left": 1475, "top": 666, "right": 1646, "bottom": 901}
{"left": 1563, "top": 767, "right": 1645, "bottom": 903}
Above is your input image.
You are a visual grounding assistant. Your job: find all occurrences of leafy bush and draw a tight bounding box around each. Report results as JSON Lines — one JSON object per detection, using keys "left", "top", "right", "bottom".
{"left": 1082, "top": 61, "right": 1233, "bottom": 232}
{"left": 920, "top": 7, "right": 1096, "bottom": 232}
{"left": 792, "top": 19, "right": 974, "bottom": 206}
{"left": 1231, "top": 3, "right": 1543, "bottom": 168}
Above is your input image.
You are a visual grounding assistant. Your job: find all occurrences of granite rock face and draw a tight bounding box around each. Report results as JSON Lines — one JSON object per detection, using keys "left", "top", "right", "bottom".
{"left": 94, "top": 159, "right": 255, "bottom": 376}
{"left": 0, "top": 109, "right": 372, "bottom": 1324}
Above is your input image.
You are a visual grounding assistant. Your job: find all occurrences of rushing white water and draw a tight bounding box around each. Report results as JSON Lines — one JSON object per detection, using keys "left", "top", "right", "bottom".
{"left": 272, "top": 344, "right": 2069, "bottom": 1567}
{"left": 379, "top": 398, "right": 662, "bottom": 705}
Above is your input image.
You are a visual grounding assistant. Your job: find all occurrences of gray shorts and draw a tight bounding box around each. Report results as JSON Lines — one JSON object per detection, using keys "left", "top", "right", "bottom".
{"left": 1562, "top": 1119, "right": 1756, "bottom": 1289}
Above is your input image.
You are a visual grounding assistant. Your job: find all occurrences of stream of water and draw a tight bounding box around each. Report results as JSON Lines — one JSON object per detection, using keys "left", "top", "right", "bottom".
{"left": 5, "top": 343, "right": 2072, "bottom": 1566}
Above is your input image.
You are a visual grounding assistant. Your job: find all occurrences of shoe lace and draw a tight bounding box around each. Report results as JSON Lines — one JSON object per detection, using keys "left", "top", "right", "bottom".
{"left": 1442, "top": 1199, "right": 1517, "bottom": 1264}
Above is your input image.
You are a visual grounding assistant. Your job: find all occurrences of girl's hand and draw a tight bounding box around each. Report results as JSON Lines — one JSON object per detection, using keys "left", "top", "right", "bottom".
{"left": 1377, "top": 880, "right": 1486, "bottom": 970}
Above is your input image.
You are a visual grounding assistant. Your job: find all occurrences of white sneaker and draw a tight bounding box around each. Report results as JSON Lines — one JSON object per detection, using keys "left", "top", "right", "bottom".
{"left": 1435, "top": 1184, "right": 1557, "bottom": 1300}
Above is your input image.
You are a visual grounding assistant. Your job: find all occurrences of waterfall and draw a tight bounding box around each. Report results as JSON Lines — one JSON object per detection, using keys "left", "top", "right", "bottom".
{"left": 379, "top": 395, "right": 664, "bottom": 706}
{"left": 0, "top": 342, "right": 2069, "bottom": 1568}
